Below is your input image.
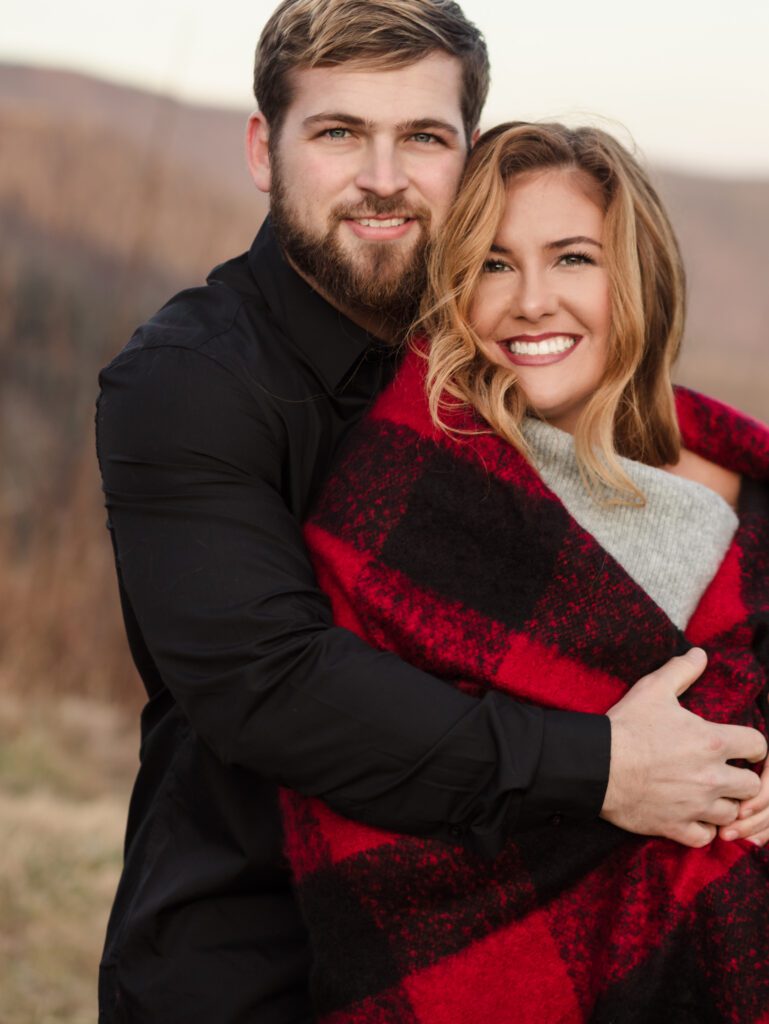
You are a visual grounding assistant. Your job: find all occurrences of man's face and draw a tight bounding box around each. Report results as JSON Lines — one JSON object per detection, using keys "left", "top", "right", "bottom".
{"left": 254, "top": 53, "right": 469, "bottom": 333}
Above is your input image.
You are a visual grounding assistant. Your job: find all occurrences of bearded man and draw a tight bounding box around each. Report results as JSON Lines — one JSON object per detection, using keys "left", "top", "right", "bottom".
{"left": 95, "top": 2, "right": 765, "bottom": 1021}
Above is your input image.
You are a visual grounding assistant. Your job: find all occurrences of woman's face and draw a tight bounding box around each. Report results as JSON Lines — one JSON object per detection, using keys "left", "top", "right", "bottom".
{"left": 470, "top": 167, "right": 611, "bottom": 433}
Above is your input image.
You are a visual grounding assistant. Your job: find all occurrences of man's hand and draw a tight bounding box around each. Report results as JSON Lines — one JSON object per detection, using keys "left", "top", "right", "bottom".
{"left": 719, "top": 758, "right": 769, "bottom": 847}
{"left": 600, "top": 648, "right": 767, "bottom": 847}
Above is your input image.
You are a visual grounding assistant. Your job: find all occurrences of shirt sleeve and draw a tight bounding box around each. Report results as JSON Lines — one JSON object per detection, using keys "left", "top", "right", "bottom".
{"left": 96, "top": 342, "right": 610, "bottom": 855}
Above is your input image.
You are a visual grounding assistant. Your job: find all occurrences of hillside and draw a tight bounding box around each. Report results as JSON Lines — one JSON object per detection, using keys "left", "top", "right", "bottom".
{"left": 2, "top": 63, "right": 766, "bottom": 424}
{"left": 0, "top": 63, "right": 767, "bottom": 703}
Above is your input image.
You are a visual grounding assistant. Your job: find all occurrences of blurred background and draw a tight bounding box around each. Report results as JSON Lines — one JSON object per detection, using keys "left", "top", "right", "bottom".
{"left": 1, "top": 1, "right": 767, "bottom": 1020}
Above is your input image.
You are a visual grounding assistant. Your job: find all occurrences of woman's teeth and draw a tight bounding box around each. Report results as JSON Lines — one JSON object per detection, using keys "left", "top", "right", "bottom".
{"left": 507, "top": 335, "right": 577, "bottom": 355}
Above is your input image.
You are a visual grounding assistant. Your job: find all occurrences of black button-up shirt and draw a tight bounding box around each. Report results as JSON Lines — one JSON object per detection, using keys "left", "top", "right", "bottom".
{"left": 96, "top": 220, "right": 610, "bottom": 1023}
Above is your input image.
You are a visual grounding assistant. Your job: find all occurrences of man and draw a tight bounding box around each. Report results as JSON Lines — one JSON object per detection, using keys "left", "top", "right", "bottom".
{"left": 96, "top": 1, "right": 766, "bottom": 1021}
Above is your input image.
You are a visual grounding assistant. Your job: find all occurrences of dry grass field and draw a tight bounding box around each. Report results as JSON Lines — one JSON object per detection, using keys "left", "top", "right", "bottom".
{"left": 0, "top": 693, "right": 137, "bottom": 1024}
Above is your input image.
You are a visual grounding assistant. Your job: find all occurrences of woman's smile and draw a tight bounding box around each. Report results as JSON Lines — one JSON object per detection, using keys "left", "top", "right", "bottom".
{"left": 496, "top": 333, "right": 583, "bottom": 366}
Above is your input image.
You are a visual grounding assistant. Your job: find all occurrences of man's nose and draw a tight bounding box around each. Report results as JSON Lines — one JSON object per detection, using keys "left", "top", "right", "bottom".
{"left": 354, "top": 140, "right": 409, "bottom": 197}
{"left": 513, "top": 271, "right": 558, "bottom": 321}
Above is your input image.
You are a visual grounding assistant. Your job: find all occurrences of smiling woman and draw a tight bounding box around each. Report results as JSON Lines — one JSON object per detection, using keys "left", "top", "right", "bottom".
{"left": 469, "top": 168, "right": 611, "bottom": 434}
{"left": 280, "top": 121, "right": 769, "bottom": 1022}
{"left": 423, "top": 121, "right": 687, "bottom": 502}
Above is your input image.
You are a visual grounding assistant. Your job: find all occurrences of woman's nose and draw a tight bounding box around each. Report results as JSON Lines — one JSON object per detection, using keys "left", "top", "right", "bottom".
{"left": 513, "top": 271, "right": 558, "bottom": 321}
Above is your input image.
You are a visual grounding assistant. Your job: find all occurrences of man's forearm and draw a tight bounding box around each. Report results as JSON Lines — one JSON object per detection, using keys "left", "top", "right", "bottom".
{"left": 98, "top": 344, "right": 610, "bottom": 852}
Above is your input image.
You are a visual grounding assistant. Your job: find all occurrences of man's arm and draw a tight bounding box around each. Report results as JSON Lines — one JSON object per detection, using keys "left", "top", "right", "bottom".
{"left": 97, "top": 344, "right": 765, "bottom": 852}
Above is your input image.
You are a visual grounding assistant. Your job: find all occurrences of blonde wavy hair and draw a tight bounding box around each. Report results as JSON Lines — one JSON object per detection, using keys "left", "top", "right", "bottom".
{"left": 419, "top": 121, "right": 686, "bottom": 502}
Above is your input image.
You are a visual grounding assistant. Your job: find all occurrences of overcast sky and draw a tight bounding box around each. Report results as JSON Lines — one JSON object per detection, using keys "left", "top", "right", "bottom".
{"left": 5, "top": 0, "right": 769, "bottom": 177}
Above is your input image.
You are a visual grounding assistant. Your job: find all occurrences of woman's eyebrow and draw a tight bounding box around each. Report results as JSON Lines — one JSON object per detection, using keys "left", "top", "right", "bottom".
{"left": 489, "top": 236, "right": 603, "bottom": 256}
{"left": 546, "top": 236, "right": 603, "bottom": 250}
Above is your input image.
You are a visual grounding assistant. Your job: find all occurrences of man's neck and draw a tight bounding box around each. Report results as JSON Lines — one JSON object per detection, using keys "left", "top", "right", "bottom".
{"left": 285, "top": 256, "right": 399, "bottom": 345}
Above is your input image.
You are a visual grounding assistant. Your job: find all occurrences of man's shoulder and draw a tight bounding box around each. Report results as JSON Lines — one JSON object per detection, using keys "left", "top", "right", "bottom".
{"left": 101, "top": 249, "right": 318, "bottom": 402}
{"left": 106, "top": 252, "right": 264, "bottom": 368}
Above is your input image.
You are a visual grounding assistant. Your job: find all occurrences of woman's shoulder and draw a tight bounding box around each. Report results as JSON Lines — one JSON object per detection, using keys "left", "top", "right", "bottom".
{"left": 674, "top": 385, "right": 769, "bottom": 483}
{"left": 663, "top": 447, "right": 741, "bottom": 509}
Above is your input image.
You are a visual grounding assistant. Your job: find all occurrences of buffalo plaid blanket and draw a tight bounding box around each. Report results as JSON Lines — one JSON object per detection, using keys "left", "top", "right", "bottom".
{"left": 282, "top": 349, "right": 769, "bottom": 1023}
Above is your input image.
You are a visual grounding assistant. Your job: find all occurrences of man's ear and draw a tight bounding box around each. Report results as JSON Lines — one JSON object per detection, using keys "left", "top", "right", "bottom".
{"left": 246, "top": 112, "right": 272, "bottom": 193}
{"left": 470, "top": 127, "right": 481, "bottom": 149}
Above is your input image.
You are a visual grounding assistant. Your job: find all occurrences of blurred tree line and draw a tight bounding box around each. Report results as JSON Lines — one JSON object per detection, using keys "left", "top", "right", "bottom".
{"left": 0, "top": 69, "right": 261, "bottom": 704}
{"left": 0, "top": 64, "right": 766, "bottom": 710}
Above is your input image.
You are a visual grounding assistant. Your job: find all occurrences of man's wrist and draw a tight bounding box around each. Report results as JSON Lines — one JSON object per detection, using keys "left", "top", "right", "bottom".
{"left": 515, "top": 709, "right": 611, "bottom": 831}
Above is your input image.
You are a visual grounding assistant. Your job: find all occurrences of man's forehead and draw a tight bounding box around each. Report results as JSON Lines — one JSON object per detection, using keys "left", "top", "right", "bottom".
{"left": 284, "top": 53, "right": 465, "bottom": 124}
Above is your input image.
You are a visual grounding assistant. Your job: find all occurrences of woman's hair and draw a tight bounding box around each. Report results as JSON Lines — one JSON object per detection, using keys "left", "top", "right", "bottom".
{"left": 419, "top": 121, "right": 686, "bottom": 502}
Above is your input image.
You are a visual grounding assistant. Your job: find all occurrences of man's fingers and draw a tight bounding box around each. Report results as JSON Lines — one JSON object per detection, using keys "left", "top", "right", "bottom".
{"left": 602, "top": 650, "right": 764, "bottom": 845}
{"left": 721, "top": 804, "right": 769, "bottom": 842}
{"left": 739, "top": 775, "right": 769, "bottom": 819}
{"left": 640, "top": 648, "right": 708, "bottom": 698}
{"left": 719, "top": 764, "right": 762, "bottom": 802}
{"left": 720, "top": 724, "right": 768, "bottom": 765}
{"left": 673, "top": 821, "right": 717, "bottom": 848}
{"left": 706, "top": 798, "right": 741, "bottom": 828}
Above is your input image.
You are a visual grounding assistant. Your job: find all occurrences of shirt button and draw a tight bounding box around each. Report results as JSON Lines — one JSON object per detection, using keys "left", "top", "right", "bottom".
{"left": 550, "top": 814, "right": 563, "bottom": 826}
{"left": 449, "top": 825, "right": 464, "bottom": 838}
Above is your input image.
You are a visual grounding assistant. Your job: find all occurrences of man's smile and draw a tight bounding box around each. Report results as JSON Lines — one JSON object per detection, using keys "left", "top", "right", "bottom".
{"left": 344, "top": 216, "right": 418, "bottom": 240}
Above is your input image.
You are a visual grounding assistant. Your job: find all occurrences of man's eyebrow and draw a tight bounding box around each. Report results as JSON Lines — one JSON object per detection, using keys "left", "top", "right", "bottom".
{"left": 301, "top": 113, "right": 459, "bottom": 136}
{"left": 302, "top": 112, "right": 369, "bottom": 129}
{"left": 396, "top": 118, "right": 460, "bottom": 137}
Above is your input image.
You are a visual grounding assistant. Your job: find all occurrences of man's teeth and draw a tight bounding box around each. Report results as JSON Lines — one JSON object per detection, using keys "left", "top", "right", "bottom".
{"left": 356, "top": 217, "right": 408, "bottom": 228}
{"left": 508, "top": 335, "right": 577, "bottom": 356}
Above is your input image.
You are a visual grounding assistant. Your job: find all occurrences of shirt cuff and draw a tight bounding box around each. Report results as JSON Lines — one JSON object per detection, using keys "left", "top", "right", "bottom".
{"left": 515, "top": 708, "right": 611, "bottom": 830}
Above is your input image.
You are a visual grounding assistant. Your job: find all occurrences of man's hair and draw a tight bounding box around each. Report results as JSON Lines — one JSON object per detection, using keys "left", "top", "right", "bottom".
{"left": 419, "top": 122, "right": 687, "bottom": 503}
{"left": 253, "top": 0, "right": 489, "bottom": 142}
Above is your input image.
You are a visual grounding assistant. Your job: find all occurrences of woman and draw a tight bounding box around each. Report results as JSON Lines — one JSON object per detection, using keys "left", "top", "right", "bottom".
{"left": 281, "top": 123, "right": 769, "bottom": 1022}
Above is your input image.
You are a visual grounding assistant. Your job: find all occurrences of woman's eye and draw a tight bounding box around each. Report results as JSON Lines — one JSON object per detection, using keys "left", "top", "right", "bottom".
{"left": 558, "top": 251, "right": 595, "bottom": 267}
{"left": 482, "top": 259, "right": 511, "bottom": 273}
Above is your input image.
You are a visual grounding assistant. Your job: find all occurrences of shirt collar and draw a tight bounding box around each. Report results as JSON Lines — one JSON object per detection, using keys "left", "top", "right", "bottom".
{"left": 245, "top": 217, "right": 388, "bottom": 392}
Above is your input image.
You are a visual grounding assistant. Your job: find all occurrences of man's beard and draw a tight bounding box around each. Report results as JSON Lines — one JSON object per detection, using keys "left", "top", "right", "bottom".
{"left": 270, "top": 176, "right": 431, "bottom": 339}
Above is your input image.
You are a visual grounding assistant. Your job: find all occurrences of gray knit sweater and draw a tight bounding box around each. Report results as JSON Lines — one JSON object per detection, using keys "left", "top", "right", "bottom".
{"left": 522, "top": 418, "right": 738, "bottom": 629}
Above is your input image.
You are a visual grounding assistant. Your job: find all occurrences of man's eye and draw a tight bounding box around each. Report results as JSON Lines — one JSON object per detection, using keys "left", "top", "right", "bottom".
{"left": 482, "top": 259, "right": 511, "bottom": 273}
{"left": 324, "top": 128, "right": 351, "bottom": 140}
{"left": 411, "top": 132, "right": 440, "bottom": 145}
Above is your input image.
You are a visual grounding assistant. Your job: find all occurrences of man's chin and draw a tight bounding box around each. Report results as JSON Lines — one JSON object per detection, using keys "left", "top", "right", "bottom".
{"left": 271, "top": 206, "right": 427, "bottom": 327}
{"left": 334, "top": 225, "right": 420, "bottom": 270}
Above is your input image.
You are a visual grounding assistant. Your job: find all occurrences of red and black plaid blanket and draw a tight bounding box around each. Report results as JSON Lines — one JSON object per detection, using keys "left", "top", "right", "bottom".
{"left": 282, "top": 349, "right": 769, "bottom": 1023}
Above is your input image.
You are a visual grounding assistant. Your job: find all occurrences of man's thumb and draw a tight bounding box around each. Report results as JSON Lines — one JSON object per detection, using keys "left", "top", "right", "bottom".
{"left": 647, "top": 648, "right": 708, "bottom": 699}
